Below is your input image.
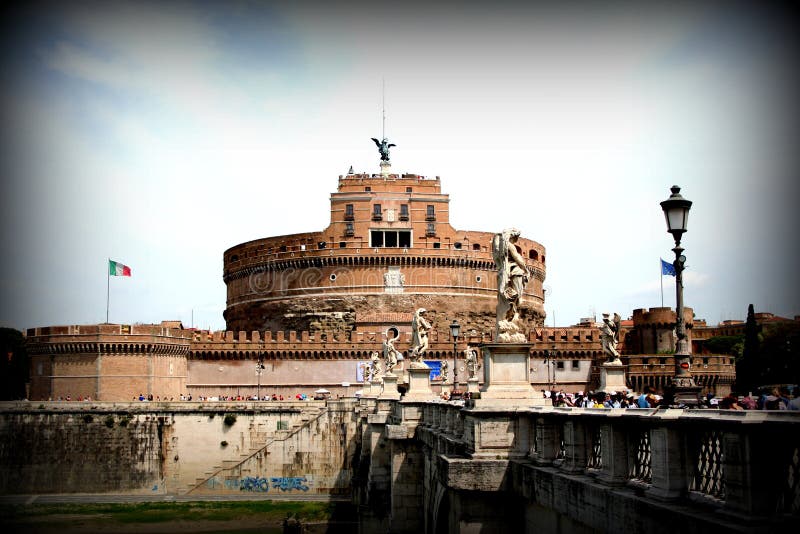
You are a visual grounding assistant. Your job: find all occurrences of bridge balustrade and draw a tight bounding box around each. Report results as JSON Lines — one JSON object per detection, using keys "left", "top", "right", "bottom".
{"left": 414, "top": 403, "right": 798, "bottom": 521}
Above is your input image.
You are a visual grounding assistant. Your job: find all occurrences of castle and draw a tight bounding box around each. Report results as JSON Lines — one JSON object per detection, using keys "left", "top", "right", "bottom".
{"left": 24, "top": 148, "right": 737, "bottom": 401}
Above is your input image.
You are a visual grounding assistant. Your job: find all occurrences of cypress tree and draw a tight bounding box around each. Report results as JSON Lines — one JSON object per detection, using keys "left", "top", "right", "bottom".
{"left": 737, "top": 304, "right": 761, "bottom": 393}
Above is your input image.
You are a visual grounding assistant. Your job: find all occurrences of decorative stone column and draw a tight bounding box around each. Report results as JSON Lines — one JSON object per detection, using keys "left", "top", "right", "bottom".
{"left": 532, "top": 414, "right": 562, "bottom": 466}
{"left": 561, "top": 417, "right": 590, "bottom": 474}
{"left": 596, "top": 421, "right": 630, "bottom": 486}
{"left": 646, "top": 416, "right": 691, "bottom": 500}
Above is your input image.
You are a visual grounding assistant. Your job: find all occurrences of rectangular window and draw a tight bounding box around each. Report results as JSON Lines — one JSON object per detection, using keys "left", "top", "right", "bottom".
{"left": 556, "top": 361, "right": 565, "bottom": 370}
{"left": 339, "top": 241, "right": 347, "bottom": 248}
{"left": 426, "top": 205, "right": 436, "bottom": 220}
{"left": 277, "top": 421, "right": 288, "bottom": 430}
{"left": 432, "top": 242, "right": 441, "bottom": 249}
{"left": 406, "top": 187, "right": 412, "bottom": 193}
{"left": 370, "top": 230, "right": 384, "bottom": 247}
{"left": 369, "top": 230, "right": 412, "bottom": 248}
{"left": 399, "top": 204, "right": 409, "bottom": 220}
{"left": 426, "top": 223, "right": 436, "bottom": 236}
{"left": 372, "top": 204, "right": 382, "bottom": 220}
{"left": 365, "top": 186, "right": 371, "bottom": 192}
{"left": 345, "top": 204, "right": 354, "bottom": 220}
{"left": 572, "top": 360, "right": 580, "bottom": 370}
{"left": 345, "top": 222, "right": 354, "bottom": 236}
{"left": 398, "top": 231, "right": 411, "bottom": 248}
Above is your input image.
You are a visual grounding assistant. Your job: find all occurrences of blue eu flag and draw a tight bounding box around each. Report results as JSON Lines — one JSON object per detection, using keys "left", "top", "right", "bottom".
{"left": 661, "top": 259, "right": 676, "bottom": 276}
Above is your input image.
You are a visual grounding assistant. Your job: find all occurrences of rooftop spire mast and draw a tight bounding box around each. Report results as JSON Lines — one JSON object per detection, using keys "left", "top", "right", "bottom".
{"left": 370, "top": 78, "right": 395, "bottom": 176}
{"left": 382, "top": 77, "right": 386, "bottom": 141}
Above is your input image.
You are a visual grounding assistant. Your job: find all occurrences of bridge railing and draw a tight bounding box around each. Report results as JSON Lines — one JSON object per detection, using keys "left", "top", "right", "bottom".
{"left": 419, "top": 403, "right": 799, "bottom": 520}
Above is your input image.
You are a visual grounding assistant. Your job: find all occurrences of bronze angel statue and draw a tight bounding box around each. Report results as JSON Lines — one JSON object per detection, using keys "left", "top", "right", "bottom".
{"left": 371, "top": 137, "right": 396, "bottom": 162}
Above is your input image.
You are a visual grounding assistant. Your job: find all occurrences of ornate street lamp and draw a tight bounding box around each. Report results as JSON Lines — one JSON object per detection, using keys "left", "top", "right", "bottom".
{"left": 449, "top": 320, "right": 461, "bottom": 395}
{"left": 256, "top": 353, "right": 265, "bottom": 401}
{"left": 660, "top": 186, "right": 700, "bottom": 406}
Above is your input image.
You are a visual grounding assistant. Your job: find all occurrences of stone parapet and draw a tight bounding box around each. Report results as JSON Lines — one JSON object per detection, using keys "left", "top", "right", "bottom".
{"left": 356, "top": 398, "right": 800, "bottom": 532}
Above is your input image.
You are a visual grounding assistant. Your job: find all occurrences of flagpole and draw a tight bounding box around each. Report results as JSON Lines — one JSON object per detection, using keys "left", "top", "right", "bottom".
{"left": 106, "top": 258, "right": 110, "bottom": 324}
{"left": 660, "top": 259, "right": 664, "bottom": 307}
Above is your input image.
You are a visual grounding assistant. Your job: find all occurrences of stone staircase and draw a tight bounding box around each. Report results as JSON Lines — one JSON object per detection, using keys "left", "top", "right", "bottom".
{"left": 178, "top": 405, "right": 328, "bottom": 495}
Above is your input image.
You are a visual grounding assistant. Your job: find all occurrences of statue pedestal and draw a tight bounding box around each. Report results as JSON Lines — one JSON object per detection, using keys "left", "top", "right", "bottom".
{"left": 362, "top": 380, "right": 378, "bottom": 398}
{"left": 475, "top": 343, "right": 548, "bottom": 406}
{"left": 466, "top": 377, "right": 480, "bottom": 394}
{"left": 402, "top": 367, "right": 435, "bottom": 401}
{"left": 378, "top": 374, "right": 401, "bottom": 400}
{"left": 380, "top": 160, "right": 391, "bottom": 177}
{"left": 599, "top": 361, "right": 627, "bottom": 393}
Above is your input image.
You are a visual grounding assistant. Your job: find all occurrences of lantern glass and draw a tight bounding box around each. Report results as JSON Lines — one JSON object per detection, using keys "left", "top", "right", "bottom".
{"left": 449, "top": 320, "right": 461, "bottom": 339}
{"left": 660, "top": 185, "right": 692, "bottom": 236}
{"left": 664, "top": 206, "right": 689, "bottom": 233}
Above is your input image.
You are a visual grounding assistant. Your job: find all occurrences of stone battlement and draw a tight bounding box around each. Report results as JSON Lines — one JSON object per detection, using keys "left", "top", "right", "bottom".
{"left": 26, "top": 324, "right": 606, "bottom": 352}
{"left": 632, "top": 306, "right": 694, "bottom": 327}
{"left": 338, "top": 172, "right": 439, "bottom": 182}
{"left": 26, "top": 323, "right": 194, "bottom": 340}
{"left": 190, "top": 327, "right": 488, "bottom": 347}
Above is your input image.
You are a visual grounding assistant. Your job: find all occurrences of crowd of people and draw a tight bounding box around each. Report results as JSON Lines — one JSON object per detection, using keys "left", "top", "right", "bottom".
{"left": 543, "top": 385, "right": 800, "bottom": 410}
{"left": 47, "top": 393, "right": 322, "bottom": 402}
{"left": 42, "top": 386, "right": 800, "bottom": 410}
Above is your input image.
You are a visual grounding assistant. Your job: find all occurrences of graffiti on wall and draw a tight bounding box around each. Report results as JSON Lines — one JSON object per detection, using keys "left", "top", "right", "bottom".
{"left": 206, "top": 475, "right": 311, "bottom": 492}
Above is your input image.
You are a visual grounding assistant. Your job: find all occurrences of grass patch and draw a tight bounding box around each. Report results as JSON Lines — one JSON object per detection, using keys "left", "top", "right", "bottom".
{"left": 0, "top": 501, "right": 337, "bottom": 524}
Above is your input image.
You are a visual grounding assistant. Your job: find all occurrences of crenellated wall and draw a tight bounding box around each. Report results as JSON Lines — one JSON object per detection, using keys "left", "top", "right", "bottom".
{"left": 26, "top": 325, "right": 191, "bottom": 402}
{"left": 626, "top": 307, "right": 695, "bottom": 354}
{"left": 24, "top": 316, "right": 737, "bottom": 401}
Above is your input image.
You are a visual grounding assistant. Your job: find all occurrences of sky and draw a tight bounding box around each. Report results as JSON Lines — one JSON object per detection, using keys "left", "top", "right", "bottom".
{"left": 1, "top": 0, "right": 798, "bottom": 332}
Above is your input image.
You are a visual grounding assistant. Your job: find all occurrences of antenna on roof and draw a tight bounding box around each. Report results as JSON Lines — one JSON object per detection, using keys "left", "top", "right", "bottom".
{"left": 382, "top": 77, "right": 386, "bottom": 141}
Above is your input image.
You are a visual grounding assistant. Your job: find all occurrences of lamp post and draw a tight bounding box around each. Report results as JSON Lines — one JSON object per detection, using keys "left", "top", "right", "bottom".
{"left": 660, "top": 185, "right": 700, "bottom": 406}
{"left": 256, "top": 353, "right": 265, "bottom": 401}
{"left": 449, "top": 320, "right": 461, "bottom": 396}
{"left": 543, "top": 344, "right": 557, "bottom": 392}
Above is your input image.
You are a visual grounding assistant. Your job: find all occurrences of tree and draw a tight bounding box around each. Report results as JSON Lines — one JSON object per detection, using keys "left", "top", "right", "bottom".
{"left": 0, "top": 328, "right": 29, "bottom": 400}
{"left": 758, "top": 322, "right": 800, "bottom": 387}
{"left": 735, "top": 304, "right": 761, "bottom": 394}
{"left": 703, "top": 335, "right": 743, "bottom": 357}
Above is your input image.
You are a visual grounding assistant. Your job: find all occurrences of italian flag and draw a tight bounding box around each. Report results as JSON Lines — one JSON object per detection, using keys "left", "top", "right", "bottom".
{"left": 109, "top": 260, "right": 131, "bottom": 277}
